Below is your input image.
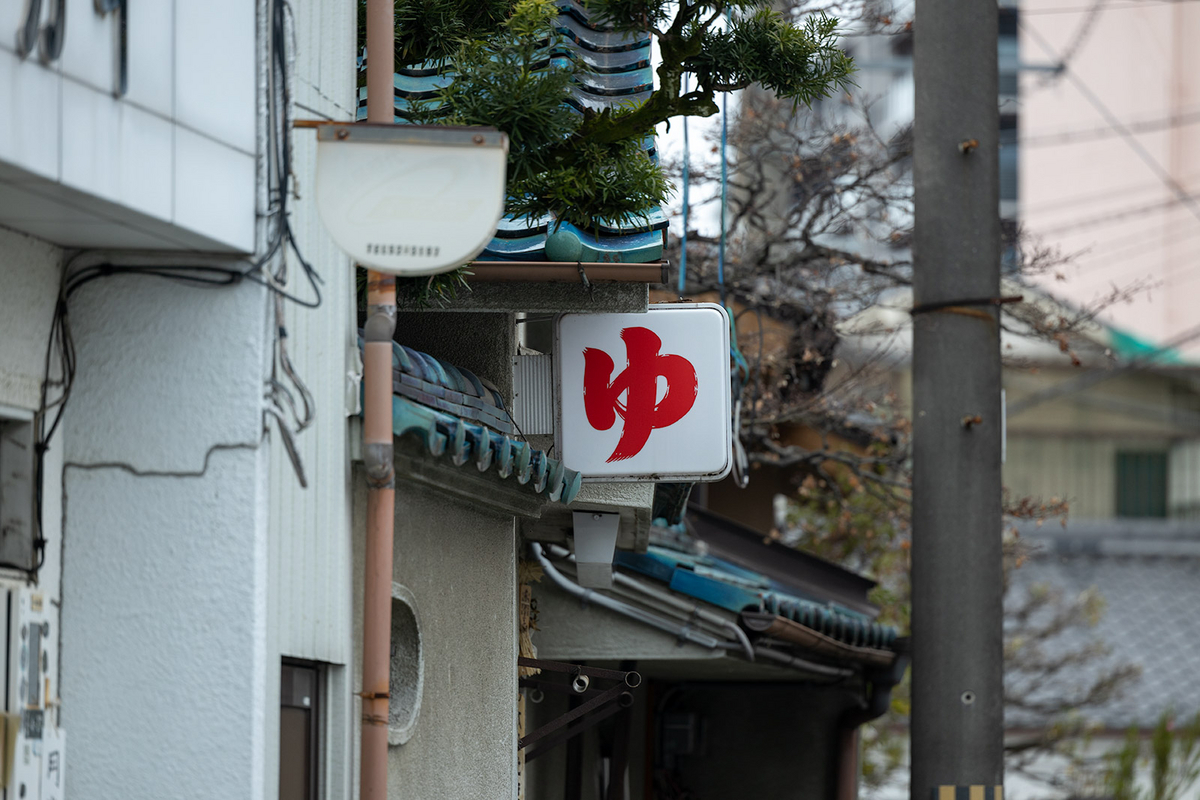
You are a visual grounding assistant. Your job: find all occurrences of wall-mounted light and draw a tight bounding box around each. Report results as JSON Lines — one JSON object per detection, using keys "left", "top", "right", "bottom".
{"left": 315, "top": 124, "right": 509, "bottom": 276}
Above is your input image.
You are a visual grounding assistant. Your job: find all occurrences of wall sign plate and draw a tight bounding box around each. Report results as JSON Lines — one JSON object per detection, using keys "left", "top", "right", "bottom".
{"left": 555, "top": 304, "right": 733, "bottom": 482}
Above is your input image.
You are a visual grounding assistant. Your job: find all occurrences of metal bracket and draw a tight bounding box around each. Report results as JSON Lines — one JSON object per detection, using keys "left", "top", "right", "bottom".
{"left": 517, "top": 658, "right": 641, "bottom": 762}
{"left": 572, "top": 511, "right": 620, "bottom": 588}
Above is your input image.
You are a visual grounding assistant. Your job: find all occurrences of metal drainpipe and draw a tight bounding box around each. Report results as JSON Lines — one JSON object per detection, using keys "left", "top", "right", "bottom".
{"left": 361, "top": 1, "right": 396, "bottom": 798}
{"left": 834, "top": 639, "right": 911, "bottom": 800}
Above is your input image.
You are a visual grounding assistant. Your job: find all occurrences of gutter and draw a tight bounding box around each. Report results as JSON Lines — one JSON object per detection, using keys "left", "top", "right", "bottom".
{"left": 834, "top": 637, "right": 911, "bottom": 800}
{"left": 360, "top": 2, "right": 397, "bottom": 799}
{"left": 533, "top": 544, "right": 855, "bottom": 680}
{"left": 531, "top": 543, "right": 723, "bottom": 650}
{"left": 468, "top": 261, "right": 668, "bottom": 283}
{"left": 545, "top": 543, "right": 754, "bottom": 661}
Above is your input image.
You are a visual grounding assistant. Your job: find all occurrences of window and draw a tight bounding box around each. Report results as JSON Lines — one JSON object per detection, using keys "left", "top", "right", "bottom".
{"left": 280, "top": 661, "right": 321, "bottom": 800}
{"left": 1116, "top": 452, "right": 1168, "bottom": 518}
{"left": 999, "top": 113, "right": 1019, "bottom": 207}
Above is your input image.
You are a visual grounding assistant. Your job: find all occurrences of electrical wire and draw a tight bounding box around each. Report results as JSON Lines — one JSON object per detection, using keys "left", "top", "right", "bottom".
{"left": 1030, "top": 0, "right": 1106, "bottom": 86}
{"left": 29, "top": 0, "right": 322, "bottom": 579}
{"left": 1021, "top": 18, "right": 1200, "bottom": 232}
{"left": 678, "top": 74, "right": 690, "bottom": 297}
{"left": 1021, "top": 0, "right": 1200, "bottom": 14}
{"left": 713, "top": 13, "right": 748, "bottom": 488}
{"left": 717, "top": 82, "right": 728, "bottom": 309}
{"left": 1007, "top": 107, "right": 1200, "bottom": 149}
{"left": 1036, "top": 193, "right": 1198, "bottom": 236}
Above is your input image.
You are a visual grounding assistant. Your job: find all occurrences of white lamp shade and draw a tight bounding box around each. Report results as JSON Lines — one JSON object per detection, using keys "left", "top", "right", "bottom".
{"left": 315, "top": 125, "right": 509, "bottom": 276}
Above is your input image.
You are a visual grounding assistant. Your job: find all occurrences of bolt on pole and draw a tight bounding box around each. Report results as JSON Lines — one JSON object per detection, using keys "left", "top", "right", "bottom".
{"left": 911, "top": 0, "right": 1005, "bottom": 795}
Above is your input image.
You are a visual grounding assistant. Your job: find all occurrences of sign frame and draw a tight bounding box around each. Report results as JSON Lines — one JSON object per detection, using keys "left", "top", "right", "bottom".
{"left": 553, "top": 303, "right": 733, "bottom": 484}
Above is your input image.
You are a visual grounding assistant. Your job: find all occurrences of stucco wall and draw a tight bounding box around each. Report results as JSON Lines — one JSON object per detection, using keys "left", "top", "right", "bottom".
{"left": 0, "top": 227, "right": 61, "bottom": 412}
{"left": 353, "top": 472, "right": 519, "bottom": 800}
{"left": 395, "top": 311, "right": 517, "bottom": 401}
{"left": 60, "top": 276, "right": 272, "bottom": 800}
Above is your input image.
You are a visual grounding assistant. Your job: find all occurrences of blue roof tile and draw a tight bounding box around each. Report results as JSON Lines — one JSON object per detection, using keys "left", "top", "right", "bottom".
{"left": 359, "top": 337, "right": 581, "bottom": 504}
{"left": 616, "top": 540, "right": 900, "bottom": 651}
{"left": 359, "top": 4, "right": 665, "bottom": 264}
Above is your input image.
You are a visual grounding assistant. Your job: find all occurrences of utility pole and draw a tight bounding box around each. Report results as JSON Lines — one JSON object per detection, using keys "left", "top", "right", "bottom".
{"left": 911, "top": 0, "right": 1005, "bottom": 796}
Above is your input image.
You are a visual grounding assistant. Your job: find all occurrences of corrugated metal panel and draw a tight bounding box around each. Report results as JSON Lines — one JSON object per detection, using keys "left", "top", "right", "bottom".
{"left": 266, "top": 0, "right": 357, "bottom": 666}
{"left": 1004, "top": 436, "right": 1117, "bottom": 519}
{"left": 1170, "top": 439, "right": 1200, "bottom": 519}
{"left": 512, "top": 354, "right": 554, "bottom": 435}
{"left": 1004, "top": 436, "right": 1179, "bottom": 520}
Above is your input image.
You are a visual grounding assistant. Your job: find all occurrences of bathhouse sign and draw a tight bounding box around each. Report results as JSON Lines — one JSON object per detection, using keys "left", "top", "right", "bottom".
{"left": 555, "top": 304, "right": 733, "bottom": 482}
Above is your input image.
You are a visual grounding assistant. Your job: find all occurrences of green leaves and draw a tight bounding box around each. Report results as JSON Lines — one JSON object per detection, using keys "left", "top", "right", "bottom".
{"left": 431, "top": 0, "right": 670, "bottom": 231}
{"left": 509, "top": 138, "right": 672, "bottom": 232}
{"left": 690, "top": 11, "right": 854, "bottom": 104}
{"left": 1105, "top": 711, "right": 1200, "bottom": 800}
{"left": 376, "top": 0, "right": 855, "bottom": 238}
{"left": 392, "top": 0, "right": 517, "bottom": 67}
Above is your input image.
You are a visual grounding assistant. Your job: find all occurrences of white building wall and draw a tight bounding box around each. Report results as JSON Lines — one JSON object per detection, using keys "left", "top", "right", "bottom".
{"left": 0, "top": 0, "right": 257, "bottom": 251}
{"left": 59, "top": 277, "right": 273, "bottom": 800}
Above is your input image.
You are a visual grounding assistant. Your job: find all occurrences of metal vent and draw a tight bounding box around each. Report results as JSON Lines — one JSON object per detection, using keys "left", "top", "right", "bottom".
{"left": 0, "top": 417, "right": 36, "bottom": 571}
{"left": 512, "top": 354, "right": 554, "bottom": 435}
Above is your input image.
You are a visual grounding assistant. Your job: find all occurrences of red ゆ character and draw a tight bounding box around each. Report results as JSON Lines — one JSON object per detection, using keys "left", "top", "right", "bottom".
{"left": 582, "top": 327, "right": 698, "bottom": 462}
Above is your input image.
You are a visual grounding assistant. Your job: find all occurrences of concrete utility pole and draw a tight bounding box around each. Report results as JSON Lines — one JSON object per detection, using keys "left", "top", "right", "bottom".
{"left": 910, "top": 0, "right": 1005, "bottom": 796}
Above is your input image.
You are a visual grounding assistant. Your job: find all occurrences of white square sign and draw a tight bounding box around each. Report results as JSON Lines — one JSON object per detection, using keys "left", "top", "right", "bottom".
{"left": 555, "top": 304, "right": 733, "bottom": 482}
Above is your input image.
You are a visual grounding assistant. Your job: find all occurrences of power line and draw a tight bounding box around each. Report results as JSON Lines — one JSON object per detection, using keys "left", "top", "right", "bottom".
{"left": 1074, "top": 217, "right": 1200, "bottom": 278}
{"left": 1021, "top": 19, "right": 1200, "bottom": 232}
{"left": 1036, "top": 193, "right": 1197, "bottom": 236}
{"left": 1021, "top": 0, "right": 1200, "bottom": 14}
{"left": 1003, "top": 107, "right": 1200, "bottom": 148}
{"left": 1050, "top": 0, "right": 1105, "bottom": 76}
{"left": 1021, "top": 178, "right": 1164, "bottom": 215}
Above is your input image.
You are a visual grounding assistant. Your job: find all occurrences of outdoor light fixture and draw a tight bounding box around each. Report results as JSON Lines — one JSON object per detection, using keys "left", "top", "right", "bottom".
{"left": 315, "top": 124, "right": 509, "bottom": 276}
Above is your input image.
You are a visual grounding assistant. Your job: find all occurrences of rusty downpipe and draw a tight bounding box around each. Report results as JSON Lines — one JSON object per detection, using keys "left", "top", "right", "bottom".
{"left": 833, "top": 638, "right": 910, "bottom": 800}
{"left": 361, "top": 1, "right": 396, "bottom": 798}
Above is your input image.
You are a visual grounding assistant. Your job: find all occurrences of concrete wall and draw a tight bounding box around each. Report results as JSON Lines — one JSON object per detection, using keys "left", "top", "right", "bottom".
{"left": 395, "top": 311, "right": 517, "bottom": 400}
{"left": 0, "top": 227, "right": 62, "bottom": 412}
{"left": 353, "top": 473, "right": 519, "bottom": 800}
{"left": 59, "top": 276, "right": 272, "bottom": 800}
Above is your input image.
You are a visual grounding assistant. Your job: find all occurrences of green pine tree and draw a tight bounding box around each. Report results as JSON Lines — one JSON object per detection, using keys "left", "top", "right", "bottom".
{"left": 364, "top": 0, "right": 854, "bottom": 233}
